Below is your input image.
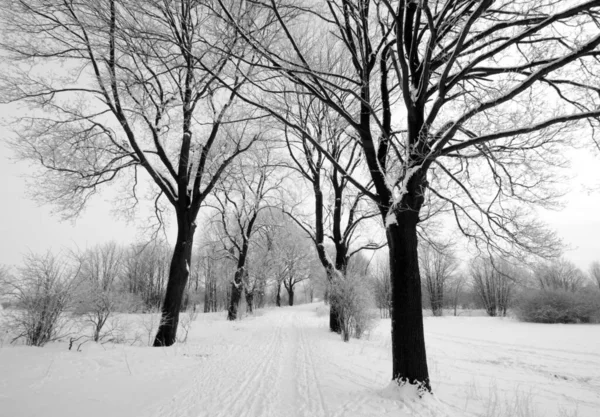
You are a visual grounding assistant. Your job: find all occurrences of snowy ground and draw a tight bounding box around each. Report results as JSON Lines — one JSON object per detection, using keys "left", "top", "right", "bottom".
{"left": 1, "top": 303, "right": 599, "bottom": 417}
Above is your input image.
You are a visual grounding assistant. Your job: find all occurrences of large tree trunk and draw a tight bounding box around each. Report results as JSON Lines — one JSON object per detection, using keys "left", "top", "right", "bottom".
{"left": 288, "top": 287, "right": 294, "bottom": 306}
{"left": 227, "top": 268, "right": 244, "bottom": 320}
{"left": 387, "top": 212, "right": 430, "bottom": 391}
{"left": 153, "top": 214, "right": 196, "bottom": 346}
{"left": 328, "top": 273, "right": 341, "bottom": 333}
{"left": 329, "top": 303, "right": 341, "bottom": 332}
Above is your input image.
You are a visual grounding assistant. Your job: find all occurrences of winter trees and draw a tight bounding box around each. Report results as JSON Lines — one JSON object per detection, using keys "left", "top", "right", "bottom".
{"left": 276, "top": 231, "right": 313, "bottom": 307}
{"left": 74, "top": 242, "right": 125, "bottom": 342}
{"left": 471, "top": 258, "right": 516, "bottom": 317}
{"left": 215, "top": 0, "right": 600, "bottom": 390}
{"left": 213, "top": 147, "right": 283, "bottom": 320}
{"left": 0, "top": 265, "right": 10, "bottom": 299}
{"left": 124, "top": 242, "right": 171, "bottom": 310}
{"left": 5, "top": 252, "right": 81, "bottom": 346}
{"left": 420, "top": 242, "right": 457, "bottom": 316}
{"left": 534, "top": 260, "right": 586, "bottom": 293}
{"left": 281, "top": 93, "right": 381, "bottom": 331}
{"left": 0, "top": 0, "right": 260, "bottom": 346}
{"left": 261, "top": 218, "right": 318, "bottom": 307}
{"left": 591, "top": 262, "right": 600, "bottom": 290}
{"left": 372, "top": 258, "right": 392, "bottom": 318}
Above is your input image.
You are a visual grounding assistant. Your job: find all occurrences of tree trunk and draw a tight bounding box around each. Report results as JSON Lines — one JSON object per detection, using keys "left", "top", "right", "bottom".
{"left": 431, "top": 294, "right": 443, "bottom": 317}
{"left": 204, "top": 282, "right": 210, "bottom": 313}
{"left": 387, "top": 211, "right": 430, "bottom": 391}
{"left": 288, "top": 287, "right": 294, "bottom": 306}
{"left": 329, "top": 300, "right": 341, "bottom": 333}
{"left": 276, "top": 281, "right": 282, "bottom": 307}
{"left": 211, "top": 280, "right": 217, "bottom": 312}
{"left": 326, "top": 274, "right": 341, "bottom": 333}
{"left": 246, "top": 290, "right": 254, "bottom": 314}
{"left": 153, "top": 214, "right": 196, "bottom": 346}
{"left": 227, "top": 268, "right": 244, "bottom": 320}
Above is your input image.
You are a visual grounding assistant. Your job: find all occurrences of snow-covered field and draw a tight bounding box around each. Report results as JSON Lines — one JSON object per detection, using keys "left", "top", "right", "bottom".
{"left": 1, "top": 303, "right": 599, "bottom": 417}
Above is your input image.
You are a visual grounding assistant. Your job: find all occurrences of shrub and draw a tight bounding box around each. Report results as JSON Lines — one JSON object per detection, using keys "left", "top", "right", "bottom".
{"left": 516, "top": 289, "right": 600, "bottom": 324}
{"left": 6, "top": 252, "right": 80, "bottom": 346}
{"left": 331, "top": 273, "right": 377, "bottom": 342}
{"left": 73, "top": 288, "right": 141, "bottom": 342}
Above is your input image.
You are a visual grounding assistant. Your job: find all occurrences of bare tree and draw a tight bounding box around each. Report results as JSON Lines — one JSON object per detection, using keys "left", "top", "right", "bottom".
{"left": 449, "top": 275, "right": 467, "bottom": 317}
{"left": 268, "top": 221, "right": 315, "bottom": 306}
{"left": 214, "top": 0, "right": 600, "bottom": 389}
{"left": 590, "top": 262, "right": 600, "bottom": 290}
{"left": 281, "top": 91, "right": 382, "bottom": 332}
{"left": 534, "top": 259, "right": 586, "bottom": 293}
{"left": 5, "top": 251, "right": 81, "bottom": 346}
{"left": 124, "top": 241, "right": 171, "bottom": 310}
{"left": 372, "top": 258, "right": 392, "bottom": 318}
{"left": 200, "top": 245, "right": 236, "bottom": 313}
{"left": 0, "top": 0, "right": 260, "bottom": 346}
{"left": 213, "top": 147, "right": 283, "bottom": 320}
{"left": 243, "top": 242, "right": 274, "bottom": 313}
{"left": 0, "top": 265, "right": 10, "bottom": 299}
{"left": 471, "top": 258, "right": 514, "bottom": 317}
{"left": 420, "top": 242, "right": 457, "bottom": 316}
{"left": 73, "top": 242, "right": 125, "bottom": 342}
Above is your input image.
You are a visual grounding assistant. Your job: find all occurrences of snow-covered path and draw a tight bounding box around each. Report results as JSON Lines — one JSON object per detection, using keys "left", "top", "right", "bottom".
{"left": 1, "top": 303, "right": 600, "bottom": 417}
{"left": 147, "top": 305, "right": 436, "bottom": 417}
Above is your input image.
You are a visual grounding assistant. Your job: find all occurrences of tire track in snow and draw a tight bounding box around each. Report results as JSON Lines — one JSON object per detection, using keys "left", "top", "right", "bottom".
{"left": 211, "top": 316, "right": 285, "bottom": 417}
{"left": 149, "top": 315, "right": 284, "bottom": 417}
{"left": 297, "top": 321, "right": 328, "bottom": 417}
{"left": 236, "top": 312, "right": 296, "bottom": 417}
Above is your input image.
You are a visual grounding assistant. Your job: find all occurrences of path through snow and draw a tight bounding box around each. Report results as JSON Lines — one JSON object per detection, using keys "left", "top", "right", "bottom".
{"left": 1, "top": 303, "right": 599, "bottom": 417}
{"left": 147, "top": 305, "right": 447, "bottom": 417}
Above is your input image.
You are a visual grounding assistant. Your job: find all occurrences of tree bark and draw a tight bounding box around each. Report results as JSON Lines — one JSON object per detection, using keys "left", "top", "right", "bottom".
{"left": 329, "top": 303, "right": 341, "bottom": 333}
{"left": 287, "top": 286, "right": 294, "bottom": 306}
{"left": 227, "top": 268, "right": 244, "bottom": 320}
{"left": 276, "top": 280, "right": 282, "bottom": 307}
{"left": 153, "top": 213, "right": 196, "bottom": 346}
{"left": 328, "top": 272, "right": 341, "bottom": 333}
{"left": 387, "top": 214, "right": 430, "bottom": 391}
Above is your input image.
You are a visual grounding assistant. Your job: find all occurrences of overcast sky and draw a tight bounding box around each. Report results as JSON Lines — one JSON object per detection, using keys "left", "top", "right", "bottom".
{"left": 1, "top": 105, "right": 600, "bottom": 272}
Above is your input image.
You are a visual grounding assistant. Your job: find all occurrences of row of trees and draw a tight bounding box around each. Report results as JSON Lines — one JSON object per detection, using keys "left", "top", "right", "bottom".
{"left": 415, "top": 244, "right": 600, "bottom": 318}
{"left": 0, "top": 227, "right": 323, "bottom": 346}
{"left": 3, "top": 0, "right": 600, "bottom": 390}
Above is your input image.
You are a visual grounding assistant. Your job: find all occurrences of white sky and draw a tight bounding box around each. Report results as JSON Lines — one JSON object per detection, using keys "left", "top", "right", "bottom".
{"left": 0, "top": 138, "right": 140, "bottom": 267}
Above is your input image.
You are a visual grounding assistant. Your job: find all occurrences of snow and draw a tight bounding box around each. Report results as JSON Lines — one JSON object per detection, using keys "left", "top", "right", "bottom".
{"left": 385, "top": 210, "right": 397, "bottom": 227}
{"left": 1, "top": 305, "right": 599, "bottom": 417}
{"left": 409, "top": 84, "right": 419, "bottom": 102}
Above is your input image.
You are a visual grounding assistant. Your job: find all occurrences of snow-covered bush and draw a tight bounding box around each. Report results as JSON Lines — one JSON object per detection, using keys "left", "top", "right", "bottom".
{"left": 331, "top": 273, "right": 377, "bottom": 342}
{"left": 516, "top": 290, "right": 600, "bottom": 324}
{"left": 142, "top": 309, "right": 167, "bottom": 346}
{"left": 5, "top": 252, "right": 80, "bottom": 346}
{"left": 73, "top": 289, "right": 140, "bottom": 342}
{"left": 177, "top": 307, "right": 199, "bottom": 344}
